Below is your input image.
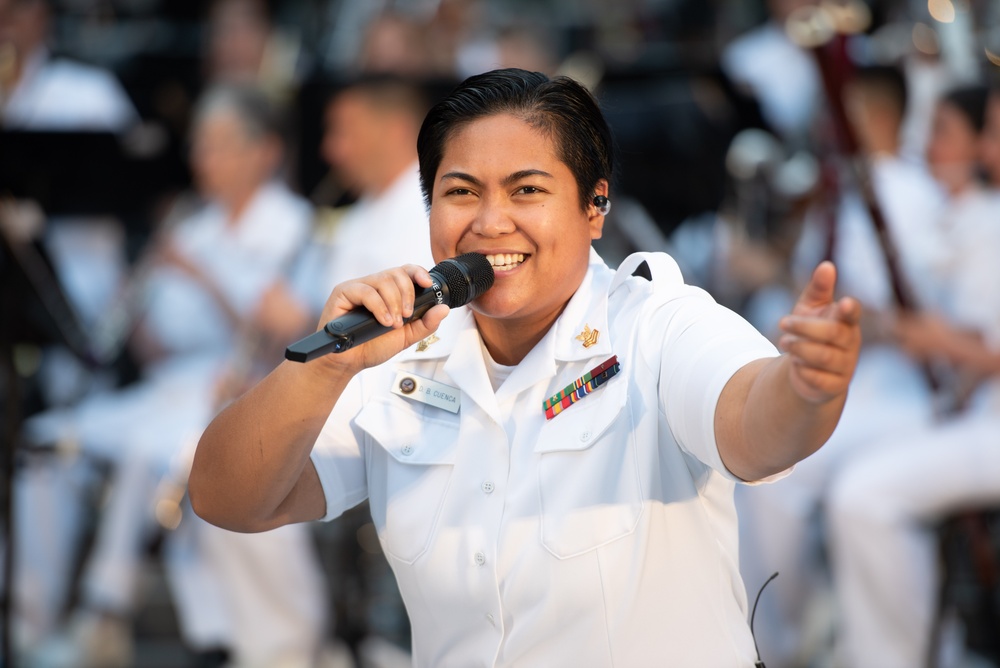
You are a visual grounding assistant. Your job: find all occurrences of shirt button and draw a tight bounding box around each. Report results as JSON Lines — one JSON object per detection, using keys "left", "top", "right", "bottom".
{"left": 580, "top": 430, "right": 592, "bottom": 442}
{"left": 481, "top": 481, "right": 495, "bottom": 494}
{"left": 486, "top": 613, "right": 496, "bottom": 627}
{"left": 474, "top": 551, "right": 486, "bottom": 566}
{"left": 401, "top": 445, "right": 414, "bottom": 456}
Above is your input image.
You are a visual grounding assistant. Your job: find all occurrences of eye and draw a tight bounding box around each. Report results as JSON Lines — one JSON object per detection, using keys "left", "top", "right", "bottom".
{"left": 446, "top": 187, "right": 474, "bottom": 196}
{"left": 515, "top": 185, "right": 543, "bottom": 195}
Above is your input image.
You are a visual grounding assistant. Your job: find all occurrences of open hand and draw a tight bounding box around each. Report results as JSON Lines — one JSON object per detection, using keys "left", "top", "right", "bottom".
{"left": 778, "top": 261, "right": 862, "bottom": 404}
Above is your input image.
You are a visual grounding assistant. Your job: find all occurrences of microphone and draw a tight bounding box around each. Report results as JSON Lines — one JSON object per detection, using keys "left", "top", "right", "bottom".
{"left": 285, "top": 253, "right": 495, "bottom": 362}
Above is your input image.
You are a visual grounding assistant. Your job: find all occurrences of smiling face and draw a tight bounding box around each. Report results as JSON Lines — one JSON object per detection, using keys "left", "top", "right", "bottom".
{"left": 429, "top": 113, "right": 606, "bottom": 348}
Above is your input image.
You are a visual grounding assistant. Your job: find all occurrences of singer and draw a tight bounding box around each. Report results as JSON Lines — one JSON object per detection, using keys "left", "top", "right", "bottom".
{"left": 190, "top": 68, "right": 861, "bottom": 666}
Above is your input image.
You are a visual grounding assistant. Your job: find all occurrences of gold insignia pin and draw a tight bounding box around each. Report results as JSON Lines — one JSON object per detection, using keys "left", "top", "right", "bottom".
{"left": 416, "top": 334, "right": 440, "bottom": 352}
{"left": 575, "top": 324, "right": 599, "bottom": 348}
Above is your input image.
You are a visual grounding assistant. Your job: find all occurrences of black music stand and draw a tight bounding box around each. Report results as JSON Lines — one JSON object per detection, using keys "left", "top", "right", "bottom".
{"left": 0, "top": 129, "right": 175, "bottom": 666}
{"left": 0, "top": 220, "right": 94, "bottom": 667}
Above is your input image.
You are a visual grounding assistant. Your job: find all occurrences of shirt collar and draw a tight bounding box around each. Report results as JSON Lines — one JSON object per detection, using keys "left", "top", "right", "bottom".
{"left": 396, "top": 246, "right": 614, "bottom": 365}
{"left": 394, "top": 305, "right": 470, "bottom": 363}
{"left": 550, "top": 247, "right": 614, "bottom": 362}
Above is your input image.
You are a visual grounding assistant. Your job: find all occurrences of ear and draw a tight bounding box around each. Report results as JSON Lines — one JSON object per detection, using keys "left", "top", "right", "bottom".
{"left": 588, "top": 179, "right": 609, "bottom": 240}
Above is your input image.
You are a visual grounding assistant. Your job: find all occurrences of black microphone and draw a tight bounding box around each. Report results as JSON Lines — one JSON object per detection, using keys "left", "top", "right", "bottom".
{"left": 285, "top": 253, "right": 495, "bottom": 362}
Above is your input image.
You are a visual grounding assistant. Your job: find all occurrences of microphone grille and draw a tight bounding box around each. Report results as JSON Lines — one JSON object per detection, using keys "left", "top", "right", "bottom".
{"left": 433, "top": 253, "right": 495, "bottom": 307}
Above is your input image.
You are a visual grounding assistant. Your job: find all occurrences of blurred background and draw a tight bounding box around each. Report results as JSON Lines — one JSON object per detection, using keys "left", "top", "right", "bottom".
{"left": 3, "top": 0, "right": 1000, "bottom": 666}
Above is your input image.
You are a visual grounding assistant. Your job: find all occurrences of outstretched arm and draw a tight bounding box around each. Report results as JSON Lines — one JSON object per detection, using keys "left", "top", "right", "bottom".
{"left": 715, "top": 261, "right": 862, "bottom": 481}
{"left": 189, "top": 265, "right": 450, "bottom": 532}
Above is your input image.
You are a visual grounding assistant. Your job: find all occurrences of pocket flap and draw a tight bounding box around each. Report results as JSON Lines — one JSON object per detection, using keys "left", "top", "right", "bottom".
{"left": 356, "top": 398, "right": 460, "bottom": 464}
{"left": 534, "top": 375, "right": 628, "bottom": 453}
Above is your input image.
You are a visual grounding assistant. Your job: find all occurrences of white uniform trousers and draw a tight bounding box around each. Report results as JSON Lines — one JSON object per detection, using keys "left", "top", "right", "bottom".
{"left": 828, "top": 414, "right": 1000, "bottom": 668}
{"left": 196, "top": 521, "right": 329, "bottom": 668}
{"left": 736, "top": 345, "right": 936, "bottom": 667}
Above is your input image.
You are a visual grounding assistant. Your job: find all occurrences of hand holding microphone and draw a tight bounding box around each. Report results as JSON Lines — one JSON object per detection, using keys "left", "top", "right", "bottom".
{"left": 286, "top": 253, "right": 495, "bottom": 364}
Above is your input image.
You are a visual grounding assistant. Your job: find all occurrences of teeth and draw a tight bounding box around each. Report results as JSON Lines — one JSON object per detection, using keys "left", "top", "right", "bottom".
{"left": 485, "top": 253, "right": 525, "bottom": 272}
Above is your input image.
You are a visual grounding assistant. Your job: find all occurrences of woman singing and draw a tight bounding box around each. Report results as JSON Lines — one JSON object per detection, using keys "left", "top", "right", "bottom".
{"left": 190, "top": 68, "right": 861, "bottom": 666}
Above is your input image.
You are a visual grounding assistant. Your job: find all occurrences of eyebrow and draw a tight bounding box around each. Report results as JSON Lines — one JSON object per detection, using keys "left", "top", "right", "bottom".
{"left": 439, "top": 169, "right": 554, "bottom": 188}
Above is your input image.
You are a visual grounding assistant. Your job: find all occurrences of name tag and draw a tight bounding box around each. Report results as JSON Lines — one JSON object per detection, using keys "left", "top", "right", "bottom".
{"left": 391, "top": 371, "right": 461, "bottom": 414}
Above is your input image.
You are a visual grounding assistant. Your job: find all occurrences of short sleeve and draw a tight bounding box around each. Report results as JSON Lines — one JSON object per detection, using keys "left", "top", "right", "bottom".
{"left": 309, "top": 372, "right": 371, "bottom": 521}
{"left": 652, "top": 287, "right": 780, "bottom": 480}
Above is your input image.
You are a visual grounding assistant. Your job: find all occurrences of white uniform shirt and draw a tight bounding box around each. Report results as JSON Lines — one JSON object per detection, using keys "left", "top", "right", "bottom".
{"left": 144, "top": 181, "right": 312, "bottom": 358}
{"left": 24, "top": 180, "right": 313, "bottom": 458}
{"left": 311, "top": 249, "right": 779, "bottom": 667}
{"left": 928, "top": 188, "right": 1000, "bottom": 414}
{"left": 1, "top": 47, "right": 138, "bottom": 131}
{"left": 290, "top": 162, "right": 433, "bottom": 314}
{"left": 795, "top": 155, "right": 946, "bottom": 311}
{"left": 927, "top": 188, "right": 1000, "bottom": 330}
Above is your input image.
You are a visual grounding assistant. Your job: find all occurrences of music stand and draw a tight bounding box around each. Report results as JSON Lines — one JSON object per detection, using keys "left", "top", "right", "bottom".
{"left": 0, "top": 129, "right": 175, "bottom": 665}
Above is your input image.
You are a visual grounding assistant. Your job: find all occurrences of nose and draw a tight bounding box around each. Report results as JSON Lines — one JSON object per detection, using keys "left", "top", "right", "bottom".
{"left": 470, "top": 198, "right": 516, "bottom": 238}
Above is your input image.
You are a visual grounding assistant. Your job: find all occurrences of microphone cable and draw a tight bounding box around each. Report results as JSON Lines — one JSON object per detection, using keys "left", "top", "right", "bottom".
{"left": 751, "top": 571, "right": 779, "bottom": 668}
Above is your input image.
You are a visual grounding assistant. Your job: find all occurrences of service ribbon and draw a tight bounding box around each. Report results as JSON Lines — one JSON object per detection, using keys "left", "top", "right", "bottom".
{"left": 543, "top": 355, "right": 621, "bottom": 420}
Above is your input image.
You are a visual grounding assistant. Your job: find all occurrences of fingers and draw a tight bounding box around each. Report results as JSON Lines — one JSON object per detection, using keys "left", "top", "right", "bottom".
{"left": 836, "top": 296, "right": 862, "bottom": 326}
{"left": 794, "top": 261, "right": 837, "bottom": 312}
{"left": 778, "top": 297, "right": 861, "bottom": 352}
{"left": 780, "top": 334, "right": 857, "bottom": 405}
{"left": 779, "top": 297, "right": 862, "bottom": 350}
{"left": 383, "top": 271, "right": 414, "bottom": 326}
{"left": 344, "top": 278, "right": 407, "bottom": 328}
{"left": 399, "top": 264, "right": 434, "bottom": 319}
{"left": 778, "top": 335, "right": 855, "bottom": 376}
{"left": 405, "top": 263, "right": 434, "bottom": 288}
{"left": 779, "top": 292, "right": 862, "bottom": 403}
{"left": 324, "top": 265, "right": 437, "bottom": 330}
{"left": 408, "top": 304, "right": 450, "bottom": 340}
{"left": 310, "top": 265, "right": 452, "bottom": 372}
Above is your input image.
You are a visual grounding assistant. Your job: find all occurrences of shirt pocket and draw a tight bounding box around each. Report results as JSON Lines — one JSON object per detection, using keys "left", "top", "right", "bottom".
{"left": 534, "top": 378, "right": 643, "bottom": 559}
{"left": 356, "top": 398, "right": 460, "bottom": 564}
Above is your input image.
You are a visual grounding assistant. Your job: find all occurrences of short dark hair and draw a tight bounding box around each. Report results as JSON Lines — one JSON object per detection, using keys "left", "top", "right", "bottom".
{"left": 416, "top": 68, "right": 615, "bottom": 210}
{"left": 941, "top": 84, "right": 990, "bottom": 133}
{"left": 850, "top": 64, "right": 909, "bottom": 121}
{"left": 329, "top": 73, "right": 431, "bottom": 126}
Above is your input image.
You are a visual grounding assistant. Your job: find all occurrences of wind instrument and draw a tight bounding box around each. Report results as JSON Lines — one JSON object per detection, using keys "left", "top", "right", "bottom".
{"left": 786, "top": 1, "right": 950, "bottom": 400}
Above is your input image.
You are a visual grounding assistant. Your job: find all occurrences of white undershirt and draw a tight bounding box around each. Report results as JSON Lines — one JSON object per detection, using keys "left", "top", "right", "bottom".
{"left": 479, "top": 334, "right": 515, "bottom": 393}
